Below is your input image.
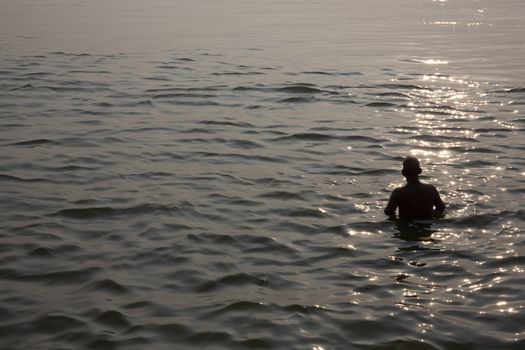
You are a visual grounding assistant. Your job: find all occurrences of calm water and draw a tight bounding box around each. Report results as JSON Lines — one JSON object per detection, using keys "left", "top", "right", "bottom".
{"left": 1, "top": 1, "right": 524, "bottom": 349}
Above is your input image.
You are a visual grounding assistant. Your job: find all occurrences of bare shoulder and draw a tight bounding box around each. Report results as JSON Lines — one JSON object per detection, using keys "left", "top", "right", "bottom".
{"left": 392, "top": 187, "right": 403, "bottom": 195}
{"left": 421, "top": 183, "right": 438, "bottom": 191}
{"left": 422, "top": 183, "right": 442, "bottom": 197}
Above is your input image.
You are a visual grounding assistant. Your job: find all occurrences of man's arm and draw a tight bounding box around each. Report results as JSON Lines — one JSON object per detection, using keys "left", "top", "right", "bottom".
{"left": 384, "top": 190, "right": 398, "bottom": 216}
{"left": 433, "top": 186, "right": 446, "bottom": 213}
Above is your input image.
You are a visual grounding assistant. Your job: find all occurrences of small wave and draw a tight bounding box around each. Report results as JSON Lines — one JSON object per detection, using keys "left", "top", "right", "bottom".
{"left": 410, "top": 134, "right": 478, "bottom": 143}
{"left": 86, "top": 279, "right": 130, "bottom": 294}
{"left": 462, "top": 159, "right": 498, "bottom": 167}
{"left": 271, "top": 132, "right": 385, "bottom": 143}
{"left": 21, "top": 72, "right": 54, "bottom": 77}
{"left": 53, "top": 206, "right": 116, "bottom": 219}
{"left": 475, "top": 127, "right": 516, "bottom": 133}
{"left": 374, "top": 92, "right": 411, "bottom": 98}
{"left": 52, "top": 204, "right": 180, "bottom": 219}
{"left": 147, "top": 323, "right": 268, "bottom": 349}
{"left": 118, "top": 171, "right": 175, "bottom": 181}
{"left": 142, "top": 323, "right": 192, "bottom": 341}
{"left": 491, "top": 87, "right": 525, "bottom": 94}
{"left": 68, "top": 70, "right": 113, "bottom": 74}
{"left": 185, "top": 232, "right": 237, "bottom": 245}
{"left": 270, "top": 132, "right": 325, "bottom": 141}
{"left": 0, "top": 173, "right": 54, "bottom": 183}
{"left": 324, "top": 97, "right": 359, "bottom": 105}
{"left": 212, "top": 71, "right": 265, "bottom": 76}
{"left": 156, "top": 64, "right": 186, "bottom": 70}
{"left": 276, "top": 86, "right": 325, "bottom": 94}
{"left": 449, "top": 146, "right": 502, "bottom": 154}
{"left": 228, "top": 198, "right": 262, "bottom": 206}
{"left": 279, "top": 96, "right": 317, "bottom": 103}
{"left": 114, "top": 99, "right": 153, "bottom": 107}
{"left": 195, "top": 151, "right": 288, "bottom": 164}
{"left": 50, "top": 51, "right": 92, "bottom": 57}
{"left": 245, "top": 104, "right": 263, "bottom": 109}
{"left": 0, "top": 267, "right": 98, "bottom": 285}
{"left": 378, "top": 83, "right": 430, "bottom": 90}
{"left": 319, "top": 165, "right": 392, "bottom": 176}
{"left": 9, "top": 138, "right": 57, "bottom": 146}
{"left": 232, "top": 85, "right": 265, "bottom": 92}
{"left": 94, "top": 310, "right": 132, "bottom": 330}
{"left": 226, "top": 139, "right": 263, "bottom": 149}
{"left": 196, "top": 272, "right": 268, "bottom": 292}
{"left": 444, "top": 212, "right": 508, "bottom": 227}
{"left": 28, "top": 247, "right": 54, "bottom": 257}
{"left": 300, "top": 71, "right": 363, "bottom": 76}
{"left": 283, "top": 303, "right": 329, "bottom": 314}
{"left": 153, "top": 93, "right": 216, "bottom": 99}
{"left": 244, "top": 241, "right": 300, "bottom": 258}
{"left": 122, "top": 300, "right": 154, "bottom": 310}
{"left": 146, "top": 76, "right": 171, "bottom": 81}
{"left": 353, "top": 339, "right": 440, "bottom": 350}
{"left": 415, "top": 109, "right": 456, "bottom": 116}
{"left": 32, "top": 314, "right": 86, "bottom": 333}
{"left": 10, "top": 83, "right": 34, "bottom": 91}
{"left": 508, "top": 188, "right": 525, "bottom": 194}
{"left": 161, "top": 100, "right": 222, "bottom": 106}
{"left": 43, "top": 85, "right": 111, "bottom": 93}
{"left": 484, "top": 256, "right": 525, "bottom": 269}
{"left": 85, "top": 339, "right": 122, "bottom": 349}
{"left": 28, "top": 244, "right": 81, "bottom": 258}
{"left": 147, "top": 86, "right": 227, "bottom": 93}
{"left": 233, "top": 83, "right": 329, "bottom": 95}
{"left": 198, "top": 120, "right": 254, "bottom": 128}
{"left": 205, "top": 301, "right": 269, "bottom": 317}
{"left": 120, "top": 126, "right": 175, "bottom": 133}
{"left": 275, "top": 207, "right": 327, "bottom": 218}
{"left": 258, "top": 191, "right": 307, "bottom": 201}
{"left": 92, "top": 101, "right": 113, "bottom": 107}
{"left": 365, "top": 102, "right": 397, "bottom": 107}
{"left": 303, "top": 246, "right": 359, "bottom": 263}
{"left": 145, "top": 87, "right": 183, "bottom": 93}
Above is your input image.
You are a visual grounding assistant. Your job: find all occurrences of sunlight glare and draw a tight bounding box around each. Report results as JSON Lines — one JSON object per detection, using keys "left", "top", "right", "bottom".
{"left": 423, "top": 59, "right": 449, "bottom": 65}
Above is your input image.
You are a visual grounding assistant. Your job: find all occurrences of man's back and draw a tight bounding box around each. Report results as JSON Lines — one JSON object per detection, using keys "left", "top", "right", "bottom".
{"left": 385, "top": 182, "right": 445, "bottom": 219}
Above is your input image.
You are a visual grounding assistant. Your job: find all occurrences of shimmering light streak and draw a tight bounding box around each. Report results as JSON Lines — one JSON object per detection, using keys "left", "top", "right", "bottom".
{"left": 347, "top": 229, "right": 372, "bottom": 236}
{"left": 423, "top": 59, "right": 449, "bottom": 65}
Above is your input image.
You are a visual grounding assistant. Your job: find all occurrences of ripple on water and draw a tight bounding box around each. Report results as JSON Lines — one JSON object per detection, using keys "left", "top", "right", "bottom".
{"left": 0, "top": 267, "right": 99, "bottom": 285}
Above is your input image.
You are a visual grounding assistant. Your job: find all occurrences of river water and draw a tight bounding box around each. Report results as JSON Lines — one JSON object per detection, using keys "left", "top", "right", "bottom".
{"left": 1, "top": 1, "right": 524, "bottom": 349}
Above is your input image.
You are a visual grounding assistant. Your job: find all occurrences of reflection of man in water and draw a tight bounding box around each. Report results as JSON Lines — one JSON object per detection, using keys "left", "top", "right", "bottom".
{"left": 384, "top": 156, "right": 445, "bottom": 219}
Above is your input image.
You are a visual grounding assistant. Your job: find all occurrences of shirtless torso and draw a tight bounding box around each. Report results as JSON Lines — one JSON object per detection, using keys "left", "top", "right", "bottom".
{"left": 384, "top": 181, "right": 445, "bottom": 219}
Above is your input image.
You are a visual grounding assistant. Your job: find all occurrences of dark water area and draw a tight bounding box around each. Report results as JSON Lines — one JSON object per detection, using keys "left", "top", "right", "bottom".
{"left": 1, "top": 1, "right": 524, "bottom": 349}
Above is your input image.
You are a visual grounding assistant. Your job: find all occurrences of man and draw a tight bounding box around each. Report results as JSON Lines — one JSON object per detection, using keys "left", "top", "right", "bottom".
{"left": 384, "top": 156, "right": 445, "bottom": 219}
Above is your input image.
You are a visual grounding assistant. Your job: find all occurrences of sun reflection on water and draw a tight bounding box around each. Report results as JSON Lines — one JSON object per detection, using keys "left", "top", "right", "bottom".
{"left": 347, "top": 229, "right": 372, "bottom": 236}
{"left": 422, "top": 59, "right": 449, "bottom": 65}
{"left": 382, "top": 53, "right": 525, "bottom": 340}
{"left": 391, "top": 64, "right": 514, "bottom": 218}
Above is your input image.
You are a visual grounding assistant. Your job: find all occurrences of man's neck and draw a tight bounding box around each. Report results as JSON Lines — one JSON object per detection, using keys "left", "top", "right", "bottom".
{"left": 405, "top": 176, "right": 420, "bottom": 185}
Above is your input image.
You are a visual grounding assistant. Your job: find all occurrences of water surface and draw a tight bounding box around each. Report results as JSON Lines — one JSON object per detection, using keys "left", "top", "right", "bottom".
{"left": 1, "top": 1, "right": 524, "bottom": 349}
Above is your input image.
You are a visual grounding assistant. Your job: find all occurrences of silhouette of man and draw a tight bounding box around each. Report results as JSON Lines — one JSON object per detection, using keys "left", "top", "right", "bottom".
{"left": 384, "top": 156, "right": 445, "bottom": 219}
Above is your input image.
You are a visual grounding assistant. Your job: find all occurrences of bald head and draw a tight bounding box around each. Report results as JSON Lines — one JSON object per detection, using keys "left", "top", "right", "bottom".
{"left": 402, "top": 156, "right": 422, "bottom": 177}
